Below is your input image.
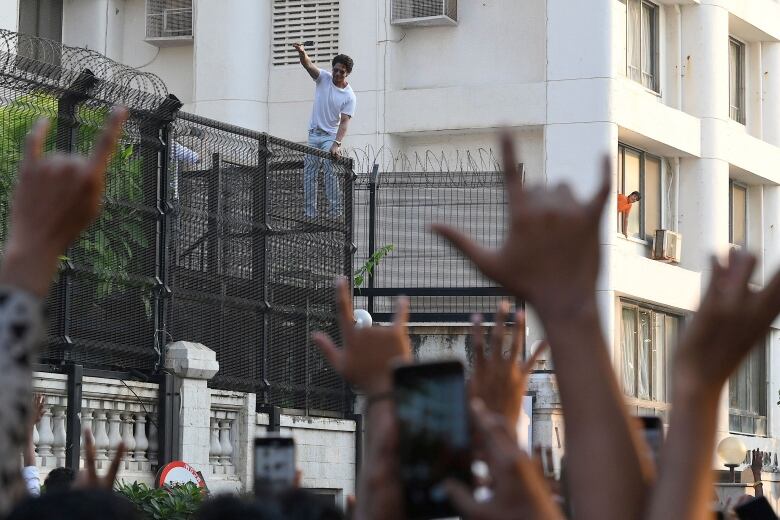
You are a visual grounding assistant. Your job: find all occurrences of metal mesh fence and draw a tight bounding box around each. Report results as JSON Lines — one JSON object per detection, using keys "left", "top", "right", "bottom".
{"left": 0, "top": 30, "right": 353, "bottom": 415}
{"left": 167, "top": 113, "right": 352, "bottom": 413}
{"left": 353, "top": 169, "right": 514, "bottom": 322}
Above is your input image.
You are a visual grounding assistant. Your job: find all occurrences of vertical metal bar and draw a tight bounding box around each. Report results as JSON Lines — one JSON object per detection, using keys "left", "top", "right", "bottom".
{"left": 256, "top": 135, "right": 270, "bottom": 405}
{"left": 366, "top": 164, "right": 379, "bottom": 316}
{"left": 157, "top": 372, "right": 177, "bottom": 466}
{"left": 304, "top": 296, "right": 310, "bottom": 413}
{"left": 64, "top": 363, "right": 83, "bottom": 469}
{"left": 55, "top": 70, "right": 97, "bottom": 355}
{"left": 207, "top": 152, "right": 222, "bottom": 277}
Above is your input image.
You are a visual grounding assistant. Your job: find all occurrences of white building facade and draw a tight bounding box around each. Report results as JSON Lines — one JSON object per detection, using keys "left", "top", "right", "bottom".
{"left": 4, "top": 0, "right": 780, "bottom": 504}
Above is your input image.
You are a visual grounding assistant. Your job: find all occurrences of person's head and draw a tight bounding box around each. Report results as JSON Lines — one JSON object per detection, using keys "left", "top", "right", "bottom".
{"left": 42, "top": 467, "right": 75, "bottom": 493}
{"left": 7, "top": 489, "right": 141, "bottom": 520}
{"left": 331, "top": 54, "right": 354, "bottom": 83}
{"left": 629, "top": 191, "right": 641, "bottom": 203}
{"left": 196, "top": 494, "right": 283, "bottom": 520}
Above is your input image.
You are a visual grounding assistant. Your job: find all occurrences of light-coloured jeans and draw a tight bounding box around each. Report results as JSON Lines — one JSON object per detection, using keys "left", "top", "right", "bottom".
{"left": 304, "top": 129, "right": 343, "bottom": 218}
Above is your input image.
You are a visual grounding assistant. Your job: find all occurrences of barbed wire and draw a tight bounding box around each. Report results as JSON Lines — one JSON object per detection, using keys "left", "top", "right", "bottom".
{"left": 0, "top": 29, "right": 168, "bottom": 112}
{"left": 346, "top": 144, "right": 502, "bottom": 175}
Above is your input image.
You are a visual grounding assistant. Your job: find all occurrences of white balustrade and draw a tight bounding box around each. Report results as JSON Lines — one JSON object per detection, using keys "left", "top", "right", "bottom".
{"left": 93, "top": 410, "right": 110, "bottom": 463}
{"left": 37, "top": 404, "right": 54, "bottom": 465}
{"left": 121, "top": 412, "right": 137, "bottom": 470}
{"left": 52, "top": 406, "right": 67, "bottom": 467}
{"left": 219, "top": 418, "right": 234, "bottom": 475}
{"left": 134, "top": 412, "right": 149, "bottom": 464}
{"left": 209, "top": 417, "right": 222, "bottom": 472}
{"left": 147, "top": 418, "right": 158, "bottom": 467}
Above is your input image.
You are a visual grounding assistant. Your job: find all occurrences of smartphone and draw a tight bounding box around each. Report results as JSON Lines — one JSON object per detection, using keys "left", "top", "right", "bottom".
{"left": 638, "top": 416, "right": 663, "bottom": 468}
{"left": 302, "top": 40, "right": 315, "bottom": 47}
{"left": 254, "top": 436, "right": 296, "bottom": 495}
{"left": 394, "top": 361, "right": 472, "bottom": 519}
{"left": 734, "top": 496, "right": 778, "bottom": 520}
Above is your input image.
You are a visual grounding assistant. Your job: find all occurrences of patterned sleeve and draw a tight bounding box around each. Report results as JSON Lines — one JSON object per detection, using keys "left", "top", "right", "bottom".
{"left": 0, "top": 286, "right": 43, "bottom": 515}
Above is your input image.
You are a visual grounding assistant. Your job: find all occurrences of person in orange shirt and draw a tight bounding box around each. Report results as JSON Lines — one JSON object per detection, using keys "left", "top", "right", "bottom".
{"left": 617, "top": 191, "right": 641, "bottom": 237}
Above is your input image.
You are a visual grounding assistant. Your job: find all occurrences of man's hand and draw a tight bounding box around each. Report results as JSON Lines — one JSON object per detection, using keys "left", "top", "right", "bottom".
{"left": 445, "top": 400, "right": 564, "bottom": 520}
{"left": 312, "top": 278, "right": 411, "bottom": 396}
{"left": 74, "top": 429, "right": 126, "bottom": 490}
{"left": 470, "top": 303, "right": 547, "bottom": 433}
{"left": 431, "top": 133, "right": 610, "bottom": 316}
{"left": 292, "top": 42, "right": 306, "bottom": 55}
{"left": 674, "top": 249, "right": 780, "bottom": 398}
{"left": 329, "top": 142, "right": 342, "bottom": 156}
{"left": 0, "top": 107, "right": 128, "bottom": 297}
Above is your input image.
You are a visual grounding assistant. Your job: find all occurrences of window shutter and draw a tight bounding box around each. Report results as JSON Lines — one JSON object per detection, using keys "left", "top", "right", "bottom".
{"left": 146, "top": 0, "right": 193, "bottom": 39}
{"left": 273, "top": 0, "right": 340, "bottom": 67}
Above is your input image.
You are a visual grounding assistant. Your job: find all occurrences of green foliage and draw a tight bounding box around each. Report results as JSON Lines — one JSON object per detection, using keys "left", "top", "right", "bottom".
{"left": 116, "top": 481, "right": 205, "bottom": 520}
{"left": 0, "top": 93, "right": 149, "bottom": 308}
{"left": 354, "top": 244, "right": 394, "bottom": 289}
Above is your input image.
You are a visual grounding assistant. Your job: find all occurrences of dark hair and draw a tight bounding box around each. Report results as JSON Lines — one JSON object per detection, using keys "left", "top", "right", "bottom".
{"left": 7, "top": 489, "right": 141, "bottom": 520}
{"left": 332, "top": 54, "right": 354, "bottom": 73}
{"left": 42, "top": 467, "right": 75, "bottom": 493}
{"left": 196, "top": 494, "right": 283, "bottom": 520}
{"left": 629, "top": 191, "right": 642, "bottom": 201}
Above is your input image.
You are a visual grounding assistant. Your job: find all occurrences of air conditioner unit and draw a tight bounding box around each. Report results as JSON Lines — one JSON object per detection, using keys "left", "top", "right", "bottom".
{"left": 391, "top": 0, "right": 458, "bottom": 26}
{"left": 145, "top": 0, "right": 193, "bottom": 47}
{"left": 653, "top": 230, "right": 682, "bottom": 263}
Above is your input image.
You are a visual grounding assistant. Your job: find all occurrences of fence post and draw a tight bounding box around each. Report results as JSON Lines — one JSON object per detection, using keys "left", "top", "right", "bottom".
{"left": 255, "top": 135, "right": 270, "bottom": 404}
{"left": 64, "top": 363, "right": 83, "bottom": 469}
{"left": 366, "top": 163, "right": 379, "bottom": 315}
{"left": 55, "top": 69, "right": 98, "bottom": 352}
{"left": 207, "top": 152, "right": 222, "bottom": 277}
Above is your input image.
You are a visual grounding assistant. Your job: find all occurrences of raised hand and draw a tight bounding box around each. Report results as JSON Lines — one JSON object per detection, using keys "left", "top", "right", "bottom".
{"left": 649, "top": 249, "right": 780, "bottom": 520}
{"left": 432, "top": 133, "right": 610, "bottom": 315}
{"left": 674, "top": 249, "right": 780, "bottom": 395}
{"left": 312, "top": 278, "right": 411, "bottom": 396}
{"left": 292, "top": 42, "right": 305, "bottom": 54}
{"left": 445, "top": 400, "right": 563, "bottom": 520}
{"left": 470, "top": 302, "right": 547, "bottom": 433}
{"left": 74, "top": 429, "right": 126, "bottom": 490}
{"left": 0, "top": 107, "right": 128, "bottom": 297}
{"left": 434, "top": 135, "right": 650, "bottom": 520}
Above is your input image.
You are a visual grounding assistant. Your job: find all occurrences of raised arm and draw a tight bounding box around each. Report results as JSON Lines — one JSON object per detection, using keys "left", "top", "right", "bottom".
{"left": 647, "top": 250, "right": 780, "bottom": 520}
{"left": 293, "top": 43, "right": 320, "bottom": 81}
{"left": 432, "top": 135, "right": 652, "bottom": 519}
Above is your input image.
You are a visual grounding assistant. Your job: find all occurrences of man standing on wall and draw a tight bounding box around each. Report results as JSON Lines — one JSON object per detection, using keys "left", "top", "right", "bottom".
{"left": 293, "top": 42, "right": 357, "bottom": 219}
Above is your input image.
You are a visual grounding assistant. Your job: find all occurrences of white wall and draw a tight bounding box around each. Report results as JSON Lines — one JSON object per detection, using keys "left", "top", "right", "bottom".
{"left": 0, "top": 0, "right": 18, "bottom": 31}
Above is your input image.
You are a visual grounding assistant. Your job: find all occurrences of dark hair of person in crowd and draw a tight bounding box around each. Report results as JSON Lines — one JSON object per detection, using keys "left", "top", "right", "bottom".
{"left": 195, "top": 494, "right": 283, "bottom": 520}
{"left": 277, "top": 488, "right": 345, "bottom": 520}
{"left": 332, "top": 54, "right": 354, "bottom": 73}
{"left": 6, "top": 489, "right": 141, "bottom": 520}
{"left": 42, "top": 467, "right": 75, "bottom": 494}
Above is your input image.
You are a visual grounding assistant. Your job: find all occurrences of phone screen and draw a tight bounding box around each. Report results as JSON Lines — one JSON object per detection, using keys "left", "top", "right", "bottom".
{"left": 735, "top": 496, "right": 778, "bottom": 520}
{"left": 254, "top": 437, "right": 295, "bottom": 495}
{"left": 394, "top": 361, "right": 472, "bottom": 519}
{"left": 638, "top": 416, "right": 663, "bottom": 469}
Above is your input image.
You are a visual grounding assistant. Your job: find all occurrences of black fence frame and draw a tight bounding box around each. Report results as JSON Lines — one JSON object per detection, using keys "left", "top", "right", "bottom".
{"left": 353, "top": 165, "right": 518, "bottom": 322}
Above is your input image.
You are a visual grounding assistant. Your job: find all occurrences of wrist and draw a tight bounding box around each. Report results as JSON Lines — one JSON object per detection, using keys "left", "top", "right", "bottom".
{"left": 0, "top": 240, "right": 60, "bottom": 298}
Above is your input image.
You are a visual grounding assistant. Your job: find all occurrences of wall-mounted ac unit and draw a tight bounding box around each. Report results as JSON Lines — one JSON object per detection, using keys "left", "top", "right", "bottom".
{"left": 391, "top": 0, "right": 457, "bottom": 27}
{"left": 653, "top": 230, "right": 682, "bottom": 263}
{"left": 146, "top": 0, "right": 193, "bottom": 47}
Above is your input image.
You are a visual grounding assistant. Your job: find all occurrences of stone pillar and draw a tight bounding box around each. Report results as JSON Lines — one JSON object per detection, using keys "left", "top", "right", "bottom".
{"left": 192, "top": 0, "right": 271, "bottom": 130}
{"left": 538, "top": 0, "right": 616, "bottom": 453}
{"left": 236, "top": 392, "right": 257, "bottom": 491}
{"left": 679, "top": 2, "right": 731, "bottom": 437}
{"left": 164, "top": 341, "right": 219, "bottom": 474}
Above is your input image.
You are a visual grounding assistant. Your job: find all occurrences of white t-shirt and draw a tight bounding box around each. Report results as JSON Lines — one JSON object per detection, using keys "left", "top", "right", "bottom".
{"left": 309, "top": 69, "right": 356, "bottom": 135}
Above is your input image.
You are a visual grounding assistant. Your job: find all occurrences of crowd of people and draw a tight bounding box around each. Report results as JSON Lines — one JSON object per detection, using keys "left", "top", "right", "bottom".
{"left": 1, "top": 107, "right": 779, "bottom": 520}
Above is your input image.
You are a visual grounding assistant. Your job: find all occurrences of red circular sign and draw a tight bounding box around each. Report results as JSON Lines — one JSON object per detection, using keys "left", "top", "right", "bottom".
{"left": 156, "top": 461, "right": 206, "bottom": 488}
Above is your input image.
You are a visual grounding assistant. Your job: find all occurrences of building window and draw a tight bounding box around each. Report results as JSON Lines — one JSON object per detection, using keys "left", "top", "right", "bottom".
{"left": 272, "top": 0, "right": 340, "bottom": 66}
{"left": 617, "top": 144, "right": 663, "bottom": 241}
{"left": 620, "top": 302, "right": 680, "bottom": 417}
{"left": 627, "top": 0, "right": 659, "bottom": 91}
{"left": 729, "top": 342, "right": 767, "bottom": 436}
{"left": 729, "top": 180, "right": 747, "bottom": 248}
{"left": 729, "top": 37, "right": 746, "bottom": 124}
